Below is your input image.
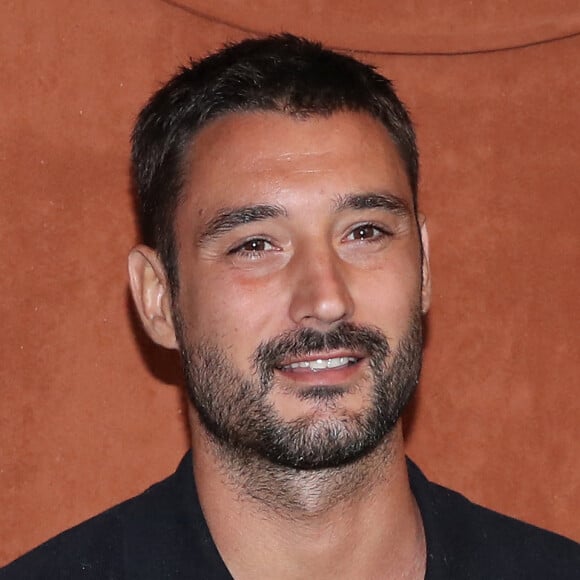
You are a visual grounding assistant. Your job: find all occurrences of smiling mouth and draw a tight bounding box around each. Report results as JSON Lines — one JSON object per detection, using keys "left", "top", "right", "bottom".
{"left": 280, "top": 356, "right": 359, "bottom": 372}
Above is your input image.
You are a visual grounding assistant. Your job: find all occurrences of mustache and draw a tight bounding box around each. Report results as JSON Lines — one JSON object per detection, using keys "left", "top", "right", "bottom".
{"left": 253, "top": 323, "right": 391, "bottom": 379}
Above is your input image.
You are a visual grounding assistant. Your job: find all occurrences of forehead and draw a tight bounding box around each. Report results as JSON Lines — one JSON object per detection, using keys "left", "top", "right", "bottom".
{"left": 180, "top": 110, "right": 413, "bottom": 216}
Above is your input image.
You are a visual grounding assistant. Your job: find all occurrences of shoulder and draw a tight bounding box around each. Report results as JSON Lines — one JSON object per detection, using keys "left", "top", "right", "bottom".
{"left": 407, "top": 459, "right": 580, "bottom": 580}
{"left": 0, "top": 454, "right": 195, "bottom": 580}
{"left": 1, "top": 496, "right": 129, "bottom": 578}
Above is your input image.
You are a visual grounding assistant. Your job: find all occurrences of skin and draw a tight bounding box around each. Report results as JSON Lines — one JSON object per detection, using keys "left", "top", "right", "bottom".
{"left": 129, "top": 110, "right": 431, "bottom": 579}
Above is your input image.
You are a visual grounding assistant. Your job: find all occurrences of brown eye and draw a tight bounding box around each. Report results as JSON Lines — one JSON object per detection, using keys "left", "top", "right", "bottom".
{"left": 347, "top": 224, "right": 385, "bottom": 241}
{"left": 229, "top": 238, "right": 276, "bottom": 256}
{"left": 242, "top": 239, "right": 269, "bottom": 252}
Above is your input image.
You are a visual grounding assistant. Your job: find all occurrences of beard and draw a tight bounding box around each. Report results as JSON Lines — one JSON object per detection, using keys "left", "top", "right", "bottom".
{"left": 176, "top": 311, "right": 423, "bottom": 471}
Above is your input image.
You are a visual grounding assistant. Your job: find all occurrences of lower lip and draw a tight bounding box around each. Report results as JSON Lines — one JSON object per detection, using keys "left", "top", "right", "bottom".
{"left": 275, "top": 359, "right": 364, "bottom": 386}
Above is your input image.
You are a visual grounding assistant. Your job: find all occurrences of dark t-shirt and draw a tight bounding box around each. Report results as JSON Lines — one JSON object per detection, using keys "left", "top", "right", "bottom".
{"left": 2, "top": 452, "right": 578, "bottom": 579}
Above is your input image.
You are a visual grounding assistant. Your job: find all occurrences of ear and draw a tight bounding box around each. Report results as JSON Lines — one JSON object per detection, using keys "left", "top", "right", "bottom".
{"left": 127, "top": 245, "right": 178, "bottom": 349}
{"left": 418, "top": 214, "right": 432, "bottom": 314}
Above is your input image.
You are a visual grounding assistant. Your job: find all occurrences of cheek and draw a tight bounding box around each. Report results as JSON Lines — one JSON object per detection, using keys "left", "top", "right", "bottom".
{"left": 349, "top": 252, "right": 422, "bottom": 329}
{"left": 179, "top": 266, "right": 289, "bottom": 347}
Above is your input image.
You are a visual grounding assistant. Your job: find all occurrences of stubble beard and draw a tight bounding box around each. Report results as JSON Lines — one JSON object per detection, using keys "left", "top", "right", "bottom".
{"left": 175, "top": 310, "right": 424, "bottom": 482}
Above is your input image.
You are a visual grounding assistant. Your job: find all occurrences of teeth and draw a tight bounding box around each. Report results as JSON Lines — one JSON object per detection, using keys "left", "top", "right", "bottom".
{"left": 285, "top": 357, "right": 357, "bottom": 372}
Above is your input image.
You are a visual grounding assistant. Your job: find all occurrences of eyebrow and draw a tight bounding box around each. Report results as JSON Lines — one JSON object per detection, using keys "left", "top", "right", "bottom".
{"left": 198, "top": 204, "right": 287, "bottom": 245}
{"left": 333, "top": 192, "right": 412, "bottom": 217}
{"left": 197, "top": 192, "right": 411, "bottom": 245}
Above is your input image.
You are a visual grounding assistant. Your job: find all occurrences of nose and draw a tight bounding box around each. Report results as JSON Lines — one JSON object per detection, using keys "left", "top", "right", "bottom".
{"left": 288, "top": 245, "right": 355, "bottom": 329}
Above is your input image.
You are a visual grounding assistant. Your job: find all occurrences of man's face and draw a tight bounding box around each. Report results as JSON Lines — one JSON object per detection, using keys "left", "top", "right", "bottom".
{"left": 171, "top": 111, "right": 430, "bottom": 469}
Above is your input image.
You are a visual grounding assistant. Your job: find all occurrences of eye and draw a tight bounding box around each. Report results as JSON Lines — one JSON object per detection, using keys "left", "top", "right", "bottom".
{"left": 228, "top": 237, "right": 276, "bottom": 258}
{"left": 345, "top": 223, "right": 391, "bottom": 242}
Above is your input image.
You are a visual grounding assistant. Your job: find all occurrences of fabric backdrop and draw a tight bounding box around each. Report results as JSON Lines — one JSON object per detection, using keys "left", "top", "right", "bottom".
{"left": 1, "top": 0, "right": 578, "bottom": 564}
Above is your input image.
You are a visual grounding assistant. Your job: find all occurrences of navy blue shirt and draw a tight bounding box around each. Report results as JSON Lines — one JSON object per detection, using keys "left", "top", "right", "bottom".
{"left": 2, "top": 452, "right": 578, "bottom": 579}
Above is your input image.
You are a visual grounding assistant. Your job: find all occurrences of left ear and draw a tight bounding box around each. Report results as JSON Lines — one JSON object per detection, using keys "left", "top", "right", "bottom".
{"left": 418, "top": 214, "right": 432, "bottom": 314}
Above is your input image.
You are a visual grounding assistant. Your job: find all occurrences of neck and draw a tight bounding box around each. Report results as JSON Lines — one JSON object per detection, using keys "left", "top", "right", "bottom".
{"left": 189, "top": 410, "right": 426, "bottom": 579}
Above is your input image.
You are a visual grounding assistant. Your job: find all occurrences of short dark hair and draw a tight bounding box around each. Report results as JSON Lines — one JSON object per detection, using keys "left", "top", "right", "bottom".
{"left": 131, "top": 33, "right": 418, "bottom": 293}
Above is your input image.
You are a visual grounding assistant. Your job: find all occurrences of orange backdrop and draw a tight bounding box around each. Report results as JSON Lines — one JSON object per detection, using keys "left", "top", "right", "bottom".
{"left": 1, "top": 0, "right": 579, "bottom": 564}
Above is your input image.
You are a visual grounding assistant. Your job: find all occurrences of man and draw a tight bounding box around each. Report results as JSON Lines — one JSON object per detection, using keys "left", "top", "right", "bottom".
{"left": 2, "top": 34, "right": 578, "bottom": 579}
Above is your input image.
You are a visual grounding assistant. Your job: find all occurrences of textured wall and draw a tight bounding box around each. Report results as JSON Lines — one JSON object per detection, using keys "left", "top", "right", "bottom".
{"left": 1, "top": 0, "right": 578, "bottom": 564}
